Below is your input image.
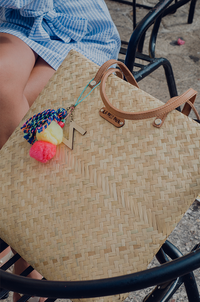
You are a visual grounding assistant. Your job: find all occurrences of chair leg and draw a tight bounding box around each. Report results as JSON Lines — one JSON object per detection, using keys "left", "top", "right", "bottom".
{"left": 183, "top": 272, "right": 200, "bottom": 302}
{"left": 143, "top": 278, "right": 183, "bottom": 302}
{"left": 132, "top": 0, "right": 136, "bottom": 29}
{"left": 133, "top": 57, "right": 178, "bottom": 98}
{"left": 188, "top": 0, "right": 197, "bottom": 23}
{"left": 0, "top": 290, "right": 9, "bottom": 300}
{"left": 162, "top": 58, "right": 178, "bottom": 98}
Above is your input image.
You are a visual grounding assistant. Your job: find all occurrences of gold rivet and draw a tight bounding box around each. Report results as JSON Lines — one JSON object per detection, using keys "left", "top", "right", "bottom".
{"left": 154, "top": 118, "right": 162, "bottom": 125}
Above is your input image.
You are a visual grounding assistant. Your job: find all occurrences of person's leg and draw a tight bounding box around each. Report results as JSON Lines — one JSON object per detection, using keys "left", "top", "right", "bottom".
{"left": 13, "top": 57, "right": 55, "bottom": 302}
{"left": 0, "top": 246, "right": 11, "bottom": 266}
{"left": 12, "top": 58, "right": 54, "bottom": 302}
{"left": 0, "top": 33, "right": 53, "bottom": 301}
{"left": 0, "top": 33, "right": 37, "bottom": 149}
{"left": 13, "top": 253, "right": 46, "bottom": 302}
{"left": 24, "top": 56, "right": 55, "bottom": 107}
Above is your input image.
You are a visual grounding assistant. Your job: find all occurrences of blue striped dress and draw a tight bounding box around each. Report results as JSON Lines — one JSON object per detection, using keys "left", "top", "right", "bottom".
{"left": 0, "top": 0, "right": 121, "bottom": 70}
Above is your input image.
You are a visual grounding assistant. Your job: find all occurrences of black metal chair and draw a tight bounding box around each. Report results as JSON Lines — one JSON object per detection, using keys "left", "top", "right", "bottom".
{"left": 113, "top": 0, "right": 178, "bottom": 98}
{"left": 112, "top": 0, "right": 197, "bottom": 98}
{"left": 0, "top": 238, "right": 200, "bottom": 301}
{"left": 110, "top": 0, "right": 197, "bottom": 30}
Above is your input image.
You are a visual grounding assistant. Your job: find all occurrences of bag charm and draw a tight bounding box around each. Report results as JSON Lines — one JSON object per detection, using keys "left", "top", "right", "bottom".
{"left": 21, "top": 78, "right": 100, "bottom": 163}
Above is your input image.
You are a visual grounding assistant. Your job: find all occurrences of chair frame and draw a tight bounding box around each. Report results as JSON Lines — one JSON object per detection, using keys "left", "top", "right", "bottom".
{"left": 0, "top": 240, "right": 200, "bottom": 301}
{"left": 115, "top": 0, "right": 197, "bottom": 98}
{"left": 110, "top": 0, "right": 197, "bottom": 29}
{"left": 118, "top": 0, "right": 178, "bottom": 98}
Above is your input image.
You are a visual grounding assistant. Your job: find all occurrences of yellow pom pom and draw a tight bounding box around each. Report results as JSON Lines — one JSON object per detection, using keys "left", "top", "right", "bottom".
{"left": 36, "top": 121, "right": 63, "bottom": 145}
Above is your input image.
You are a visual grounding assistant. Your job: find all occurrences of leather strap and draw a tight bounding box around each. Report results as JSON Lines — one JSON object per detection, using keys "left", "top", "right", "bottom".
{"left": 99, "top": 66, "right": 198, "bottom": 125}
{"left": 182, "top": 100, "right": 200, "bottom": 119}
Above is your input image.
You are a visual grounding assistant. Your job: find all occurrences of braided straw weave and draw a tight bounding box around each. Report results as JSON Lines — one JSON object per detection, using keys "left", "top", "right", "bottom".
{"left": 1, "top": 50, "right": 200, "bottom": 302}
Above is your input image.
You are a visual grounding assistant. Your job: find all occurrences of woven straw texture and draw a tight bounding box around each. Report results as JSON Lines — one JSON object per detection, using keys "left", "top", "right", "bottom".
{"left": 1, "top": 50, "right": 200, "bottom": 302}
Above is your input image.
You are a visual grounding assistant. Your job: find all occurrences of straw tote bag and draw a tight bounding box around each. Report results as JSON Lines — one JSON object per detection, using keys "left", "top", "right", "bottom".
{"left": 1, "top": 50, "right": 200, "bottom": 302}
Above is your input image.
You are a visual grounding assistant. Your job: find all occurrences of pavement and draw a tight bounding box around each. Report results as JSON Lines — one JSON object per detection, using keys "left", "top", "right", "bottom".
{"left": 3, "top": 0, "right": 200, "bottom": 301}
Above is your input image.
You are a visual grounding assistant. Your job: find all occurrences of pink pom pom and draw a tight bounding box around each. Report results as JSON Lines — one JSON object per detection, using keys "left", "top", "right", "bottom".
{"left": 29, "top": 141, "right": 57, "bottom": 163}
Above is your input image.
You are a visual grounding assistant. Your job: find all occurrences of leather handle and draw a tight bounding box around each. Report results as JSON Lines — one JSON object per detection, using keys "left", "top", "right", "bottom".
{"left": 89, "top": 59, "right": 139, "bottom": 89}
{"left": 100, "top": 66, "right": 198, "bottom": 124}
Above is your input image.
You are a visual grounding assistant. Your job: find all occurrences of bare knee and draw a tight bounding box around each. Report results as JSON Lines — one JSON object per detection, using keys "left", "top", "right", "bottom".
{"left": 0, "top": 33, "right": 38, "bottom": 104}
